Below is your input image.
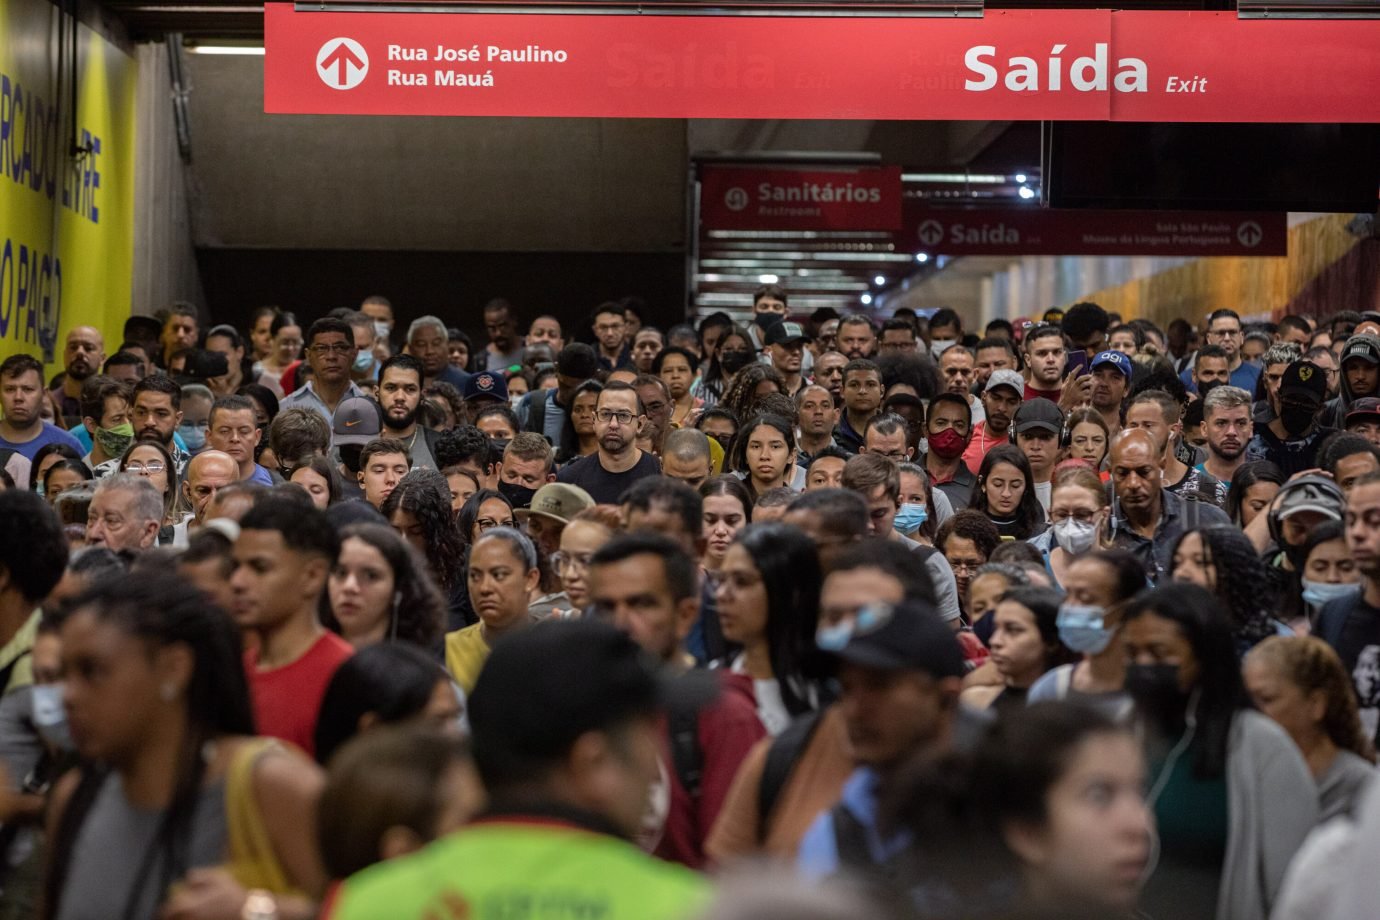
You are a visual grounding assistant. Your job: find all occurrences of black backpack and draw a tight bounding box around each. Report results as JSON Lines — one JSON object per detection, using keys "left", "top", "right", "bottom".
{"left": 756, "top": 710, "right": 825, "bottom": 841}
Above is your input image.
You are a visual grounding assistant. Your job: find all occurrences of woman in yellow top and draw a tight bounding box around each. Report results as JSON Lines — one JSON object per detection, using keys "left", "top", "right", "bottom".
{"left": 445, "top": 528, "right": 541, "bottom": 693}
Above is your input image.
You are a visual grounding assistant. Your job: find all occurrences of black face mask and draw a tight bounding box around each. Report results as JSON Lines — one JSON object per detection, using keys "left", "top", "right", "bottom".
{"left": 1280, "top": 400, "right": 1319, "bottom": 437}
{"left": 498, "top": 479, "right": 537, "bottom": 510}
{"left": 1124, "top": 662, "right": 1189, "bottom": 724}
{"left": 720, "top": 350, "right": 755, "bottom": 374}
{"left": 753, "top": 312, "right": 782, "bottom": 331}
{"left": 1197, "top": 380, "right": 1223, "bottom": 402}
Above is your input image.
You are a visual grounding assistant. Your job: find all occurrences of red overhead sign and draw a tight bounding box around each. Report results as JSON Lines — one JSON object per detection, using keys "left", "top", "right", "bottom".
{"left": 700, "top": 166, "right": 902, "bottom": 231}
{"left": 264, "top": 5, "right": 1380, "bottom": 123}
{"left": 900, "top": 207, "right": 1288, "bottom": 257}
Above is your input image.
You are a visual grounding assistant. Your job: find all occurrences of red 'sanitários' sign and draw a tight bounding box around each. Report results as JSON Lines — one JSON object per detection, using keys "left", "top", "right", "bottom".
{"left": 900, "top": 207, "right": 1288, "bottom": 257}
{"left": 264, "top": 6, "right": 1380, "bottom": 123}
{"left": 700, "top": 166, "right": 902, "bottom": 231}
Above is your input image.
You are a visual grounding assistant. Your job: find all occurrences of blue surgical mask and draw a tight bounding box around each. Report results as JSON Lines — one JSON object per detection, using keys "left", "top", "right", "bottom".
{"left": 1057, "top": 604, "right": 1116, "bottom": 655}
{"left": 816, "top": 622, "right": 852, "bottom": 652}
{"left": 1302, "top": 580, "right": 1361, "bottom": 608}
{"left": 353, "top": 350, "right": 375, "bottom": 373}
{"left": 31, "top": 683, "right": 73, "bottom": 751}
{"left": 178, "top": 423, "right": 207, "bottom": 452}
{"left": 893, "top": 502, "right": 928, "bottom": 535}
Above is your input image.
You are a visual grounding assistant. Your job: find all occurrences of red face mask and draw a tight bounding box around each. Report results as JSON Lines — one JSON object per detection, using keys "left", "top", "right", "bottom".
{"left": 928, "top": 426, "right": 968, "bottom": 459}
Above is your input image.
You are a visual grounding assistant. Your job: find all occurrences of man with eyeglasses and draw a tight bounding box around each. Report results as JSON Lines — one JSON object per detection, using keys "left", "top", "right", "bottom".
{"left": 556, "top": 382, "right": 661, "bottom": 503}
{"left": 281, "top": 318, "right": 366, "bottom": 425}
{"left": 1179, "top": 309, "right": 1262, "bottom": 396}
{"left": 592, "top": 302, "right": 633, "bottom": 371}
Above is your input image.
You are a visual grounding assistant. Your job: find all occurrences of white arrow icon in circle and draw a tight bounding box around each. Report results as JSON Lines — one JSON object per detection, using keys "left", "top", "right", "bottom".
{"left": 317, "top": 38, "right": 369, "bottom": 90}
{"left": 918, "top": 220, "right": 944, "bottom": 247}
{"left": 1237, "top": 221, "right": 1263, "bottom": 248}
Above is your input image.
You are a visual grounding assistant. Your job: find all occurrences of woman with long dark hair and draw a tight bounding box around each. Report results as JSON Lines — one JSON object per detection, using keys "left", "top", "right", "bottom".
{"left": 322, "top": 523, "right": 445, "bottom": 650}
{"left": 729, "top": 414, "right": 800, "bottom": 502}
{"left": 890, "top": 703, "right": 1153, "bottom": 919}
{"left": 960, "top": 586, "right": 1075, "bottom": 714}
{"left": 972, "top": 444, "right": 1047, "bottom": 540}
{"left": 44, "top": 571, "right": 325, "bottom": 920}
{"left": 691, "top": 323, "right": 756, "bottom": 410}
{"left": 1226, "top": 460, "right": 1284, "bottom": 528}
{"left": 1121, "top": 583, "right": 1317, "bottom": 920}
{"left": 380, "top": 469, "right": 467, "bottom": 632}
{"left": 712, "top": 522, "right": 825, "bottom": 735}
{"left": 312, "top": 644, "right": 462, "bottom": 766}
{"left": 1170, "top": 525, "right": 1286, "bottom": 654}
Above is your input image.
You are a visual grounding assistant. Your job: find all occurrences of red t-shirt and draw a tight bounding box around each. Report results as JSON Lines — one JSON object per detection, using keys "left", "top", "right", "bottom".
{"left": 653, "top": 672, "right": 766, "bottom": 869}
{"left": 962, "top": 421, "right": 1010, "bottom": 476}
{"left": 1024, "top": 383, "right": 1062, "bottom": 403}
{"left": 245, "top": 631, "right": 355, "bottom": 757}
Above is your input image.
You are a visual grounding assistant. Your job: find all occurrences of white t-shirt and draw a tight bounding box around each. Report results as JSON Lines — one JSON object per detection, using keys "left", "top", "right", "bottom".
{"left": 1034, "top": 479, "right": 1052, "bottom": 513}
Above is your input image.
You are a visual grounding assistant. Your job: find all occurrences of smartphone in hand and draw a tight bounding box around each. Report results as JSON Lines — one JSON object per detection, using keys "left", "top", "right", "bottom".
{"left": 1066, "top": 349, "right": 1090, "bottom": 377}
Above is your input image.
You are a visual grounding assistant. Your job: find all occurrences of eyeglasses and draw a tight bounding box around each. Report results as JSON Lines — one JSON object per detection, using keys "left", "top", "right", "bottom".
{"left": 1049, "top": 510, "right": 1099, "bottom": 524}
{"left": 125, "top": 461, "right": 166, "bottom": 474}
{"left": 948, "top": 559, "right": 983, "bottom": 574}
{"left": 552, "top": 551, "right": 594, "bottom": 574}
{"left": 310, "top": 343, "right": 355, "bottom": 355}
{"left": 1207, "top": 328, "right": 1241, "bottom": 340}
{"left": 477, "top": 517, "right": 515, "bottom": 531}
{"left": 596, "top": 409, "right": 637, "bottom": 426}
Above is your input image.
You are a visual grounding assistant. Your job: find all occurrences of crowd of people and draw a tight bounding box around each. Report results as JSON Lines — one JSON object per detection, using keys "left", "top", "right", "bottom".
{"left": 3, "top": 291, "right": 1380, "bottom": 919}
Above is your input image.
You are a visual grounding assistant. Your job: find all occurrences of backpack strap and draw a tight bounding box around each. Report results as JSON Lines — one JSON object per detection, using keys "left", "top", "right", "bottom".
{"left": 757, "top": 709, "right": 824, "bottom": 841}
{"left": 667, "top": 699, "right": 703, "bottom": 803}
{"left": 1319, "top": 594, "right": 1360, "bottom": 650}
{"left": 0, "top": 649, "right": 32, "bottom": 696}
{"left": 527, "top": 391, "right": 548, "bottom": 442}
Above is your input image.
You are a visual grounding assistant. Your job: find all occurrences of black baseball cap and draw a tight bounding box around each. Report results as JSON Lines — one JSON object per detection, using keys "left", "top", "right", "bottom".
{"left": 765, "top": 321, "right": 811, "bottom": 347}
{"left": 828, "top": 601, "right": 967, "bottom": 677}
{"left": 1013, "top": 397, "right": 1064, "bottom": 436}
{"left": 1347, "top": 397, "right": 1380, "bottom": 426}
{"left": 1341, "top": 335, "right": 1380, "bottom": 366}
{"left": 1279, "top": 360, "right": 1327, "bottom": 404}
{"left": 469, "top": 620, "right": 718, "bottom": 764}
{"left": 557, "top": 343, "right": 600, "bottom": 380}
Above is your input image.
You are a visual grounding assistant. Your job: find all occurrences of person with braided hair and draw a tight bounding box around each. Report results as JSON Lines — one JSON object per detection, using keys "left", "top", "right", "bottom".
{"left": 718, "top": 364, "right": 787, "bottom": 432}
{"left": 43, "top": 570, "right": 325, "bottom": 920}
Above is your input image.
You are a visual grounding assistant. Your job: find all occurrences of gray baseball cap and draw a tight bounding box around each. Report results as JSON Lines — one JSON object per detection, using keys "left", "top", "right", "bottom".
{"left": 333, "top": 397, "right": 382, "bottom": 446}
{"left": 984, "top": 369, "right": 1025, "bottom": 395}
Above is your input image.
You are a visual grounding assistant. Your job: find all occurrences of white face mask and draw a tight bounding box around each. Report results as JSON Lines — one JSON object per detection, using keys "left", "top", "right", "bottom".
{"left": 1053, "top": 517, "right": 1098, "bottom": 555}
{"left": 930, "top": 339, "right": 956, "bottom": 360}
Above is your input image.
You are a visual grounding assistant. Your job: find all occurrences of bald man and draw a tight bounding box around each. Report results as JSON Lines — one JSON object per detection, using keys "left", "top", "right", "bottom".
{"left": 661, "top": 429, "right": 712, "bottom": 490}
{"left": 1107, "top": 427, "right": 1229, "bottom": 582}
{"left": 54, "top": 326, "right": 106, "bottom": 427}
{"left": 183, "top": 449, "right": 240, "bottom": 528}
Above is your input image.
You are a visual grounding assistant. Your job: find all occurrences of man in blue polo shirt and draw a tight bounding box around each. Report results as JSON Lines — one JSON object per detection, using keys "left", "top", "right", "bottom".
{"left": 1179, "top": 309, "right": 1261, "bottom": 396}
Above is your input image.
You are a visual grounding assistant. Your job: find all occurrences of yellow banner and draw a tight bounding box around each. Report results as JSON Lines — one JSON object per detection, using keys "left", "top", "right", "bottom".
{"left": 0, "top": 0, "right": 137, "bottom": 375}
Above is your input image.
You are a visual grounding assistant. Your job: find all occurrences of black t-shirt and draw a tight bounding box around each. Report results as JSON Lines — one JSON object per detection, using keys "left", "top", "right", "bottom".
{"left": 555, "top": 450, "right": 662, "bottom": 504}
{"left": 1333, "top": 599, "right": 1380, "bottom": 743}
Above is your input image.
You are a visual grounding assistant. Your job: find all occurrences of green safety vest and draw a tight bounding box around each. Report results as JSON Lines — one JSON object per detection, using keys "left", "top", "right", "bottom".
{"left": 326, "top": 817, "right": 710, "bottom": 920}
